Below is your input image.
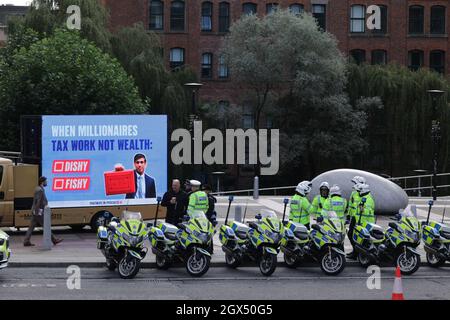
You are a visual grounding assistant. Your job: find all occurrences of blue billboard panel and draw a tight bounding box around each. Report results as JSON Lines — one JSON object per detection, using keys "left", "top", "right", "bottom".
{"left": 42, "top": 115, "right": 167, "bottom": 208}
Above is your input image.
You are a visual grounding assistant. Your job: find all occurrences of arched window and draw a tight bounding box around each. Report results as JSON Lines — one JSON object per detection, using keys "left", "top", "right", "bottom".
{"left": 170, "top": 1, "right": 185, "bottom": 31}
{"left": 430, "top": 50, "right": 445, "bottom": 74}
{"left": 170, "top": 47, "right": 185, "bottom": 70}
{"left": 289, "top": 4, "right": 304, "bottom": 16}
{"left": 350, "top": 5, "right": 365, "bottom": 33}
{"left": 242, "top": 3, "right": 257, "bottom": 16}
{"left": 431, "top": 6, "right": 446, "bottom": 34}
{"left": 201, "top": 53, "right": 213, "bottom": 78}
{"left": 350, "top": 49, "right": 366, "bottom": 64}
{"left": 409, "top": 5, "right": 424, "bottom": 34}
{"left": 266, "top": 3, "right": 278, "bottom": 15}
{"left": 218, "top": 55, "right": 229, "bottom": 78}
{"left": 312, "top": 4, "right": 326, "bottom": 30}
{"left": 149, "top": 0, "right": 164, "bottom": 30}
{"left": 219, "top": 2, "right": 230, "bottom": 32}
{"left": 408, "top": 50, "right": 424, "bottom": 71}
{"left": 201, "top": 2, "right": 213, "bottom": 31}
{"left": 371, "top": 50, "right": 387, "bottom": 65}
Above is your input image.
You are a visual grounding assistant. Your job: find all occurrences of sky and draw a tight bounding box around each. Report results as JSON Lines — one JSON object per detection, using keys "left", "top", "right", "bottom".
{"left": 0, "top": 0, "right": 31, "bottom": 6}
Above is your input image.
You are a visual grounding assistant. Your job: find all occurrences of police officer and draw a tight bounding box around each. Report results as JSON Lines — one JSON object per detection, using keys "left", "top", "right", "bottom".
{"left": 311, "top": 182, "right": 330, "bottom": 219}
{"left": 346, "top": 176, "right": 366, "bottom": 223}
{"left": 187, "top": 180, "right": 209, "bottom": 216}
{"left": 202, "top": 184, "right": 218, "bottom": 226}
{"left": 323, "top": 185, "right": 347, "bottom": 223}
{"left": 289, "top": 181, "right": 313, "bottom": 229}
{"left": 347, "top": 183, "right": 376, "bottom": 259}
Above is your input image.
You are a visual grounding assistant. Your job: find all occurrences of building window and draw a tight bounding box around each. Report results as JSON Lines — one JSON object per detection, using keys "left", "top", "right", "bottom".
{"left": 201, "top": 2, "right": 212, "bottom": 31}
{"left": 409, "top": 5, "right": 424, "bottom": 34}
{"left": 408, "top": 50, "right": 424, "bottom": 71}
{"left": 371, "top": 50, "right": 387, "bottom": 65}
{"left": 350, "top": 49, "right": 366, "bottom": 64}
{"left": 266, "top": 3, "right": 278, "bottom": 15}
{"left": 170, "top": 1, "right": 185, "bottom": 31}
{"left": 149, "top": 0, "right": 164, "bottom": 30}
{"left": 372, "top": 5, "right": 388, "bottom": 34}
{"left": 430, "top": 50, "right": 445, "bottom": 74}
{"left": 350, "top": 5, "right": 365, "bottom": 33}
{"left": 219, "top": 2, "right": 230, "bottom": 32}
{"left": 312, "top": 4, "right": 326, "bottom": 30}
{"left": 243, "top": 3, "right": 257, "bottom": 16}
{"left": 201, "top": 53, "right": 213, "bottom": 78}
{"left": 431, "top": 6, "right": 446, "bottom": 35}
{"left": 218, "top": 55, "right": 229, "bottom": 78}
{"left": 289, "top": 4, "right": 304, "bottom": 16}
{"left": 170, "top": 47, "right": 184, "bottom": 70}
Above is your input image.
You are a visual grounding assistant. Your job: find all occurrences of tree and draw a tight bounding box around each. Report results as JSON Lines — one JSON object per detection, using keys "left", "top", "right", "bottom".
{"left": 0, "top": 29, "right": 146, "bottom": 150}
{"left": 222, "top": 9, "right": 369, "bottom": 180}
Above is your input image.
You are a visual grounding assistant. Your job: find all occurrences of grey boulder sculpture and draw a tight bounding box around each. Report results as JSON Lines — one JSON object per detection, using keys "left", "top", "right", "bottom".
{"left": 308, "top": 169, "right": 408, "bottom": 215}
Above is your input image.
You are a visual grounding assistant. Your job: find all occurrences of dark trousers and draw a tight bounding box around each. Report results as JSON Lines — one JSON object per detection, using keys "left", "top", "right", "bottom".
{"left": 348, "top": 217, "right": 356, "bottom": 249}
{"left": 24, "top": 214, "right": 57, "bottom": 243}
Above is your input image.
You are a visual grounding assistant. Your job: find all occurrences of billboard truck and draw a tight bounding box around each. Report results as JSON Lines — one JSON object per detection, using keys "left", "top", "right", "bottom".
{"left": 0, "top": 115, "right": 167, "bottom": 231}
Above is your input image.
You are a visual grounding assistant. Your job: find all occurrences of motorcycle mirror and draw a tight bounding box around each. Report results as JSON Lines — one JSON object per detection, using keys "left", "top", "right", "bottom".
{"left": 311, "top": 224, "right": 321, "bottom": 231}
{"left": 182, "top": 215, "right": 190, "bottom": 222}
{"left": 317, "top": 216, "right": 324, "bottom": 223}
{"left": 395, "top": 213, "right": 402, "bottom": 221}
{"left": 428, "top": 200, "right": 434, "bottom": 206}
{"left": 255, "top": 213, "right": 262, "bottom": 220}
{"left": 228, "top": 195, "right": 234, "bottom": 202}
{"left": 147, "top": 222, "right": 153, "bottom": 228}
{"left": 283, "top": 198, "right": 289, "bottom": 204}
{"left": 282, "top": 220, "right": 289, "bottom": 226}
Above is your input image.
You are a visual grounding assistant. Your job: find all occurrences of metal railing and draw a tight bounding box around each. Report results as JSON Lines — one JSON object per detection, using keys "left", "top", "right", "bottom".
{"left": 212, "top": 172, "right": 450, "bottom": 197}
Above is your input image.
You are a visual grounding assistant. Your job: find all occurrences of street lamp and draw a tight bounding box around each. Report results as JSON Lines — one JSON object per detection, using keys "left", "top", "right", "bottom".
{"left": 427, "top": 89, "right": 445, "bottom": 201}
{"left": 184, "top": 83, "right": 203, "bottom": 180}
{"left": 184, "top": 82, "right": 203, "bottom": 118}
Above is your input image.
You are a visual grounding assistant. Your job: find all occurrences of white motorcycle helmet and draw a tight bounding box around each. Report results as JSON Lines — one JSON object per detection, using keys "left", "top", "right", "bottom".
{"left": 357, "top": 183, "right": 370, "bottom": 195}
{"left": 351, "top": 176, "right": 366, "bottom": 185}
{"left": 296, "top": 181, "right": 311, "bottom": 196}
{"left": 319, "top": 181, "right": 330, "bottom": 190}
{"left": 330, "top": 185, "right": 342, "bottom": 197}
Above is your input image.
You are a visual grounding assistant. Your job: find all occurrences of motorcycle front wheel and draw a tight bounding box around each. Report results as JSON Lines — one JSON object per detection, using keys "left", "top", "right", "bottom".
{"left": 396, "top": 250, "right": 420, "bottom": 275}
{"left": 259, "top": 253, "right": 277, "bottom": 276}
{"left": 225, "top": 253, "right": 241, "bottom": 269}
{"left": 118, "top": 256, "right": 141, "bottom": 279}
{"left": 186, "top": 251, "right": 210, "bottom": 277}
{"left": 357, "top": 252, "right": 372, "bottom": 268}
{"left": 106, "top": 258, "right": 116, "bottom": 271}
{"left": 283, "top": 252, "right": 299, "bottom": 268}
{"left": 320, "top": 251, "right": 345, "bottom": 276}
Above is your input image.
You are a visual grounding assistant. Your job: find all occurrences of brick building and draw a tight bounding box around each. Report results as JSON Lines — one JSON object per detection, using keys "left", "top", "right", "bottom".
{"left": 102, "top": 0, "right": 450, "bottom": 107}
{"left": 0, "top": 5, "right": 28, "bottom": 46}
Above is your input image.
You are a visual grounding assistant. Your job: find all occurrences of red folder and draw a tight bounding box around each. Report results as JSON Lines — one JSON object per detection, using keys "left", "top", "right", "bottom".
{"left": 104, "top": 170, "right": 136, "bottom": 195}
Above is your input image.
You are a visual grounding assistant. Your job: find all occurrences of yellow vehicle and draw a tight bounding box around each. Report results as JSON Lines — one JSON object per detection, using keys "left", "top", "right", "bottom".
{"left": 0, "top": 156, "right": 165, "bottom": 231}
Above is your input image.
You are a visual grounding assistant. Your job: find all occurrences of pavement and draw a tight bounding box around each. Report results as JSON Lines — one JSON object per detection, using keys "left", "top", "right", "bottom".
{"left": 3, "top": 196, "right": 450, "bottom": 268}
{"left": 1, "top": 266, "right": 450, "bottom": 299}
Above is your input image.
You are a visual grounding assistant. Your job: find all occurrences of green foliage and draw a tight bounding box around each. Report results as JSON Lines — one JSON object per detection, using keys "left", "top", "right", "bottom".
{"left": 347, "top": 63, "right": 450, "bottom": 176}
{"left": 0, "top": 29, "right": 146, "bottom": 150}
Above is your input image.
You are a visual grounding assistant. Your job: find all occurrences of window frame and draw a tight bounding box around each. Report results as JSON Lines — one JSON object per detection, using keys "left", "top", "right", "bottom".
{"left": 219, "top": 2, "right": 230, "bottom": 33}
{"left": 201, "top": 52, "right": 213, "bottom": 79}
{"left": 372, "top": 4, "right": 388, "bottom": 34}
{"left": 170, "top": 47, "right": 185, "bottom": 70}
{"left": 350, "top": 49, "right": 366, "bottom": 64}
{"left": 430, "top": 5, "right": 446, "bottom": 35}
{"left": 371, "top": 49, "right": 387, "bottom": 65}
{"left": 312, "top": 4, "right": 326, "bottom": 30}
{"left": 149, "top": 0, "right": 164, "bottom": 31}
{"left": 430, "top": 50, "right": 445, "bottom": 74}
{"left": 408, "top": 50, "right": 424, "bottom": 71}
{"left": 289, "top": 4, "right": 304, "bottom": 16}
{"left": 350, "top": 4, "right": 366, "bottom": 33}
{"left": 266, "top": 3, "right": 279, "bottom": 15}
{"left": 242, "top": 2, "right": 257, "bottom": 16}
{"left": 170, "top": 0, "right": 185, "bottom": 31}
{"left": 218, "top": 54, "right": 229, "bottom": 79}
{"left": 201, "top": 1, "right": 213, "bottom": 32}
{"left": 408, "top": 5, "right": 424, "bottom": 35}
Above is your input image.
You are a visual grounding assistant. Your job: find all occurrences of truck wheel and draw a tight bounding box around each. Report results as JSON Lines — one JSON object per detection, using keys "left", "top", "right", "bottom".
{"left": 90, "top": 211, "right": 113, "bottom": 232}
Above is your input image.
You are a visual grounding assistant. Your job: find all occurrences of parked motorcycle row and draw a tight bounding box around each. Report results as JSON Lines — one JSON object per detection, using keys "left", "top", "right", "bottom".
{"left": 95, "top": 197, "right": 450, "bottom": 279}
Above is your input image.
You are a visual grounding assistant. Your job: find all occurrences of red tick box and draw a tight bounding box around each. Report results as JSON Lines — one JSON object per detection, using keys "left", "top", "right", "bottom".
{"left": 104, "top": 170, "right": 136, "bottom": 195}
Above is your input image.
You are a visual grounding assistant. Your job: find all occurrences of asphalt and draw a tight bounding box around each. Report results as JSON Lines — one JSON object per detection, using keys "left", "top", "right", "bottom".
{"left": 2, "top": 196, "right": 450, "bottom": 268}
{"left": 1, "top": 266, "right": 450, "bottom": 299}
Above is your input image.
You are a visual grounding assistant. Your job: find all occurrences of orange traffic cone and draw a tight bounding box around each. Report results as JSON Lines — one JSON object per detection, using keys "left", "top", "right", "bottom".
{"left": 391, "top": 266, "right": 404, "bottom": 300}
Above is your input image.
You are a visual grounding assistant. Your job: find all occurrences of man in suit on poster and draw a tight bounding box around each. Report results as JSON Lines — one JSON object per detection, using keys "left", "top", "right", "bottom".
{"left": 125, "top": 153, "right": 157, "bottom": 199}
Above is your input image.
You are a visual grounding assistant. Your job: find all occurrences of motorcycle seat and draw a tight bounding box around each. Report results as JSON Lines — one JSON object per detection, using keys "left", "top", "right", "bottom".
{"left": 440, "top": 228, "right": 450, "bottom": 239}
{"left": 370, "top": 229, "right": 385, "bottom": 240}
{"left": 235, "top": 231, "right": 248, "bottom": 240}
{"left": 248, "top": 222, "right": 259, "bottom": 230}
{"left": 164, "top": 232, "right": 178, "bottom": 240}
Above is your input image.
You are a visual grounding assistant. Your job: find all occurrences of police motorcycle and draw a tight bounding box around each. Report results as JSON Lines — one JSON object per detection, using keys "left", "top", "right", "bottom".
{"left": 280, "top": 196, "right": 346, "bottom": 276}
{"left": 148, "top": 198, "right": 215, "bottom": 277}
{"left": 97, "top": 211, "right": 150, "bottom": 279}
{"left": 219, "top": 196, "right": 284, "bottom": 276}
{"left": 352, "top": 202, "right": 421, "bottom": 275}
{"left": 422, "top": 200, "right": 450, "bottom": 267}
{"left": 0, "top": 229, "right": 10, "bottom": 270}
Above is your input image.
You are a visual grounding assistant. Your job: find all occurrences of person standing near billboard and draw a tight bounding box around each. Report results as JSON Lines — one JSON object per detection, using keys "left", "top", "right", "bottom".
{"left": 161, "top": 179, "right": 187, "bottom": 225}
{"left": 125, "top": 154, "right": 157, "bottom": 199}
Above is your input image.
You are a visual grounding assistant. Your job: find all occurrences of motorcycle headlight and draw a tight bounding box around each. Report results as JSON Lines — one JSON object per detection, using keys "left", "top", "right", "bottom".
{"left": 406, "top": 230, "right": 419, "bottom": 242}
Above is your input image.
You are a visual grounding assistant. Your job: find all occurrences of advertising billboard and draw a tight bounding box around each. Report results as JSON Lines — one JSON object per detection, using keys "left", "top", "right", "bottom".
{"left": 42, "top": 115, "right": 167, "bottom": 208}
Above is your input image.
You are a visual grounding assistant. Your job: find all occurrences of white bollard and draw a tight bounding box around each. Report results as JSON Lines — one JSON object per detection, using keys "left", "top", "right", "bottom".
{"left": 42, "top": 206, "right": 52, "bottom": 250}
{"left": 253, "top": 176, "right": 259, "bottom": 200}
